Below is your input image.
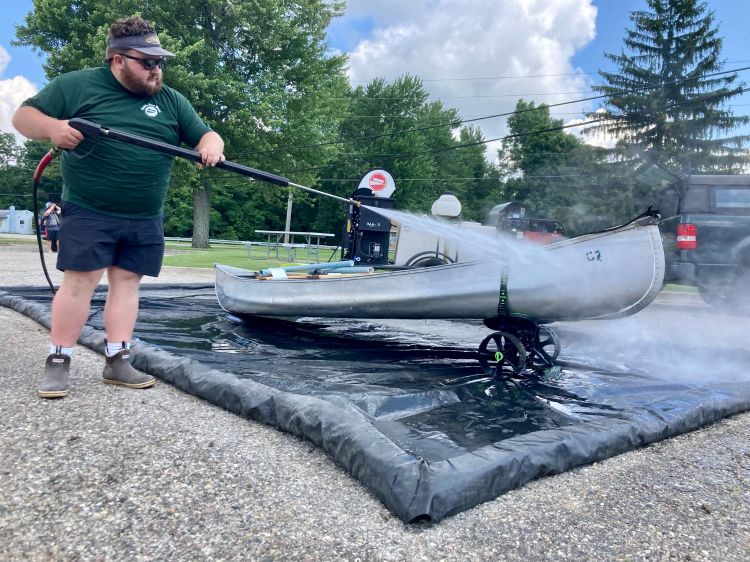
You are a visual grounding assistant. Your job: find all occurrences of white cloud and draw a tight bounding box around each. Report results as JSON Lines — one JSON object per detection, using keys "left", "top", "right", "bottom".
{"left": 342, "top": 0, "right": 599, "bottom": 160}
{"left": 567, "top": 109, "right": 619, "bottom": 149}
{"left": 0, "top": 45, "right": 39, "bottom": 144}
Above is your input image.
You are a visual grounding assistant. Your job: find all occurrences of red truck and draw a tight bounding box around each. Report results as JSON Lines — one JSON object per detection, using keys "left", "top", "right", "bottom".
{"left": 487, "top": 202, "right": 565, "bottom": 245}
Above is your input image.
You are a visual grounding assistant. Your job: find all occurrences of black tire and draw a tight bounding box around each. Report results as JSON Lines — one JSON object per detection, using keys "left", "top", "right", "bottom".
{"left": 527, "top": 326, "right": 561, "bottom": 368}
{"left": 478, "top": 331, "right": 527, "bottom": 377}
{"left": 729, "top": 263, "right": 750, "bottom": 313}
{"left": 697, "top": 282, "right": 730, "bottom": 308}
{"left": 698, "top": 263, "right": 750, "bottom": 313}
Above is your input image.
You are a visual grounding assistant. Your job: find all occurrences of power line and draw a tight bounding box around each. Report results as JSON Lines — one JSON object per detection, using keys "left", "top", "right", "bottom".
{"left": 351, "top": 72, "right": 598, "bottom": 83}
{"left": 267, "top": 116, "right": 618, "bottom": 177}
{"left": 13, "top": 65, "right": 741, "bottom": 170}
{"left": 6, "top": 100, "right": 750, "bottom": 178}
{"left": 310, "top": 176, "right": 580, "bottom": 181}
{"left": 331, "top": 91, "right": 597, "bottom": 99}
{"left": 347, "top": 60, "right": 750, "bottom": 83}
{"left": 225, "top": 64, "right": 750, "bottom": 160}
{"left": 279, "top": 97, "right": 750, "bottom": 177}
{"left": 5, "top": 67, "right": 749, "bottom": 178}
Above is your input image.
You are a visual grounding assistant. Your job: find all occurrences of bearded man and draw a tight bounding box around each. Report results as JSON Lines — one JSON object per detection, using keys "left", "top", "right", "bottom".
{"left": 12, "top": 15, "right": 225, "bottom": 398}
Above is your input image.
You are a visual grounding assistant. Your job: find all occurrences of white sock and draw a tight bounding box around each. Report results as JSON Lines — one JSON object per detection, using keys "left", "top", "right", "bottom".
{"left": 105, "top": 341, "right": 131, "bottom": 357}
{"left": 49, "top": 344, "right": 75, "bottom": 357}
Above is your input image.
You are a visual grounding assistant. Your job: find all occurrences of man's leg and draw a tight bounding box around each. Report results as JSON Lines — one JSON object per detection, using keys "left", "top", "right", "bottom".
{"left": 50, "top": 269, "right": 106, "bottom": 345}
{"left": 103, "top": 265, "right": 142, "bottom": 343}
{"left": 101, "top": 265, "right": 155, "bottom": 389}
{"left": 39, "top": 269, "right": 105, "bottom": 398}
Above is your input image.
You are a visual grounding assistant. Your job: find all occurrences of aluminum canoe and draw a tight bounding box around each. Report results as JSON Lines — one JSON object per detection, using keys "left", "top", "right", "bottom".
{"left": 214, "top": 215, "right": 665, "bottom": 323}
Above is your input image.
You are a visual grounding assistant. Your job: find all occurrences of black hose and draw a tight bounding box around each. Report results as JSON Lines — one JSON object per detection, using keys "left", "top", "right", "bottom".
{"left": 403, "top": 251, "right": 455, "bottom": 267}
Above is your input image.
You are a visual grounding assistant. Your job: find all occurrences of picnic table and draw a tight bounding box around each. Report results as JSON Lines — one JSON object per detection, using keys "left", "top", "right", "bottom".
{"left": 252, "top": 230, "right": 336, "bottom": 261}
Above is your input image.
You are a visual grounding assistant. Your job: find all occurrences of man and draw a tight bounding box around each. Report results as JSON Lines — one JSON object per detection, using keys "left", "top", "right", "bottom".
{"left": 12, "top": 16, "right": 225, "bottom": 398}
{"left": 41, "top": 201, "right": 62, "bottom": 252}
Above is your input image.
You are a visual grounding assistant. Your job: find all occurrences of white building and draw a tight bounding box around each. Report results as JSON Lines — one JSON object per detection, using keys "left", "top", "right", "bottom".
{"left": 0, "top": 206, "right": 35, "bottom": 235}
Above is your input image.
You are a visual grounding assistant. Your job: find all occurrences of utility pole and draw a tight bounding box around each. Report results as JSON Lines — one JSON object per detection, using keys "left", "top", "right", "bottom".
{"left": 284, "top": 188, "right": 293, "bottom": 244}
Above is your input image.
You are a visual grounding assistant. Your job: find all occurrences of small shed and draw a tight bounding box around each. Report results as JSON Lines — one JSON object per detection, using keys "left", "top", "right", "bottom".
{"left": 0, "top": 206, "right": 35, "bottom": 235}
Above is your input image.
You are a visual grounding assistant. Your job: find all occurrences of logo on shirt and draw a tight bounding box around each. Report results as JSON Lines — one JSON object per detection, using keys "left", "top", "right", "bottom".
{"left": 141, "top": 103, "right": 161, "bottom": 118}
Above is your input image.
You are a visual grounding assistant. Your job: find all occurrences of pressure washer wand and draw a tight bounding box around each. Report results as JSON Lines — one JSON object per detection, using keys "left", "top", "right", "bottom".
{"left": 286, "top": 181, "right": 357, "bottom": 205}
{"left": 67, "top": 118, "right": 360, "bottom": 207}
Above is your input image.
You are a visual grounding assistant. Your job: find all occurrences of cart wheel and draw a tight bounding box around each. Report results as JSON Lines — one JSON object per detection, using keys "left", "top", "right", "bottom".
{"left": 478, "top": 331, "right": 527, "bottom": 377}
{"left": 528, "top": 326, "right": 561, "bottom": 368}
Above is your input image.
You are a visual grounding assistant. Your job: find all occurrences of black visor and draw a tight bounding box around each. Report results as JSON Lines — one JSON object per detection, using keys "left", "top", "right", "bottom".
{"left": 107, "top": 33, "right": 174, "bottom": 57}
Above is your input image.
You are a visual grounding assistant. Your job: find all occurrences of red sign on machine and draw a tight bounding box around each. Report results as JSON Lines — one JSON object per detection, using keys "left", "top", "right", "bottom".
{"left": 357, "top": 169, "right": 396, "bottom": 198}
{"left": 369, "top": 172, "right": 388, "bottom": 192}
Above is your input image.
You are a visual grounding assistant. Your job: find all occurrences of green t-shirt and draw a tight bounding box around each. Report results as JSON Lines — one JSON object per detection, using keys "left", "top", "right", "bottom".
{"left": 23, "top": 66, "right": 212, "bottom": 219}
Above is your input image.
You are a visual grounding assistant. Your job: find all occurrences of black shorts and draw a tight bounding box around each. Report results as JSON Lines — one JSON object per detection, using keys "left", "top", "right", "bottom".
{"left": 57, "top": 202, "right": 165, "bottom": 277}
{"left": 45, "top": 229, "right": 60, "bottom": 242}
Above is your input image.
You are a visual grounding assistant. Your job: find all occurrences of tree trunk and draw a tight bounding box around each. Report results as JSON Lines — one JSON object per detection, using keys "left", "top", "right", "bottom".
{"left": 192, "top": 179, "right": 211, "bottom": 248}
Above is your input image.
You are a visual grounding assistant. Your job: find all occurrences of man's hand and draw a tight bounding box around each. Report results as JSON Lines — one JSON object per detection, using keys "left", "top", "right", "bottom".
{"left": 50, "top": 121, "right": 84, "bottom": 150}
{"left": 12, "top": 106, "right": 83, "bottom": 149}
{"left": 195, "top": 131, "right": 225, "bottom": 168}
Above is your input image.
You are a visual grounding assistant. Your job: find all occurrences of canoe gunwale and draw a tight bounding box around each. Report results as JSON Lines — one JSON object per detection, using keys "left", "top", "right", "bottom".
{"left": 215, "top": 216, "right": 665, "bottom": 323}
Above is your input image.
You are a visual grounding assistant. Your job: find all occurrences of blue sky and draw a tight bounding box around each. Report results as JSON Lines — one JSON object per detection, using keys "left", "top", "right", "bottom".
{"left": 0, "top": 1, "right": 46, "bottom": 86}
{"left": 2, "top": 0, "right": 750, "bottom": 150}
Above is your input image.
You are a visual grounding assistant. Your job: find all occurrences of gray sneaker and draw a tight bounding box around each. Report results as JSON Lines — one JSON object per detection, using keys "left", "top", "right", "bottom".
{"left": 102, "top": 349, "right": 156, "bottom": 389}
{"left": 39, "top": 353, "right": 70, "bottom": 398}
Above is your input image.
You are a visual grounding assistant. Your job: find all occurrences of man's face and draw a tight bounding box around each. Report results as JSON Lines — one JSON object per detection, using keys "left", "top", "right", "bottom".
{"left": 117, "top": 51, "right": 164, "bottom": 97}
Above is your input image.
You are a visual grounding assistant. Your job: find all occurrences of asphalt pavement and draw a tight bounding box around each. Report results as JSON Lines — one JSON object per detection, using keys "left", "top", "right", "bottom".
{"left": 1, "top": 239, "right": 749, "bottom": 561}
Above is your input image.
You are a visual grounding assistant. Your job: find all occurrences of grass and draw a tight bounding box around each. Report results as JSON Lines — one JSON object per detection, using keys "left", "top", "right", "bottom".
{"left": 663, "top": 283, "right": 698, "bottom": 293}
{"left": 0, "top": 235, "right": 37, "bottom": 246}
{"left": 162, "top": 241, "right": 340, "bottom": 270}
{"left": 0, "top": 235, "right": 341, "bottom": 271}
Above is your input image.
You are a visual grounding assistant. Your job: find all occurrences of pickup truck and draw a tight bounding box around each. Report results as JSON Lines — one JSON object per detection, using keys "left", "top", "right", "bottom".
{"left": 657, "top": 175, "right": 750, "bottom": 310}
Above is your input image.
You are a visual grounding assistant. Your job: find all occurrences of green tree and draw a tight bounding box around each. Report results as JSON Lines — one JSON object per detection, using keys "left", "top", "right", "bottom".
{"left": 438, "top": 125, "right": 504, "bottom": 222}
{"left": 500, "top": 100, "right": 649, "bottom": 234}
{"left": 312, "top": 76, "right": 503, "bottom": 235}
{"left": 0, "top": 133, "right": 27, "bottom": 209}
{"left": 0, "top": 136, "right": 62, "bottom": 211}
{"left": 0, "top": 133, "right": 20, "bottom": 167}
{"left": 14, "top": 0, "right": 349, "bottom": 245}
{"left": 500, "top": 100, "right": 582, "bottom": 217}
{"left": 591, "top": 0, "right": 749, "bottom": 173}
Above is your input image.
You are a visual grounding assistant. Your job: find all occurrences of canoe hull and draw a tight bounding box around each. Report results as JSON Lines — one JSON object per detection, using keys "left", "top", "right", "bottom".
{"left": 215, "top": 217, "right": 665, "bottom": 323}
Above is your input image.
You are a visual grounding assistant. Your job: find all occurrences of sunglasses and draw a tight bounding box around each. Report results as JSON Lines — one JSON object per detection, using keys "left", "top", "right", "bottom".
{"left": 119, "top": 53, "right": 166, "bottom": 70}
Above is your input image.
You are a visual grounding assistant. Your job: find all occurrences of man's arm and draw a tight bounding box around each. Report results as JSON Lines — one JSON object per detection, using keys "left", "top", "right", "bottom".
{"left": 12, "top": 106, "right": 84, "bottom": 149}
{"left": 194, "top": 131, "right": 225, "bottom": 167}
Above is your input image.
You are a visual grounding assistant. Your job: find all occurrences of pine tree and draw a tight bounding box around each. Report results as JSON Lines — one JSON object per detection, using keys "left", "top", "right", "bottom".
{"left": 591, "top": 0, "right": 749, "bottom": 173}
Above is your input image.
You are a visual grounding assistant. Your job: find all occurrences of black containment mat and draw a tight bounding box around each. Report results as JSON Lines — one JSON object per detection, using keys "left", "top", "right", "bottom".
{"left": 3, "top": 284, "right": 750, "bottom": 522}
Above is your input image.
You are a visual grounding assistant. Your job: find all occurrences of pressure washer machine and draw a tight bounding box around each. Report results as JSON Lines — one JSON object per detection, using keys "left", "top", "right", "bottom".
{"left": 342, "top": 169, "right": 396, "bottom": 266}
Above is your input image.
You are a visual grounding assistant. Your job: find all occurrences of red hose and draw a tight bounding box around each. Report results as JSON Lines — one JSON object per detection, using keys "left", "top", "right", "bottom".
{"left": 33, "top": 146, "right": 62, "bottom": 294}
{"left": 33, "top": 146, "right": 61, "bottom": 181}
